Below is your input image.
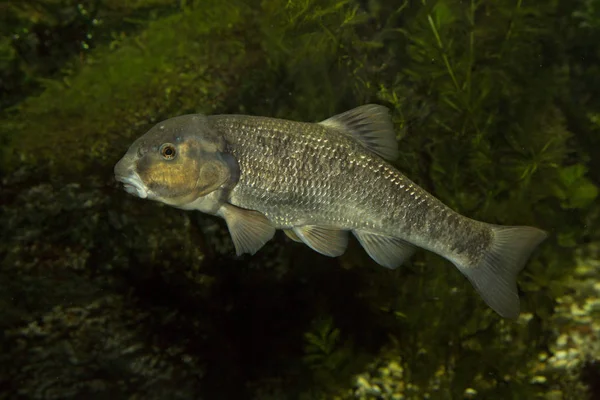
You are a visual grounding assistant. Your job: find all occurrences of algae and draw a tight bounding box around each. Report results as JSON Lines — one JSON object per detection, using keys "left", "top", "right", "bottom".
{"left": 0, "top": 1, "right": 252, "bottom": 174}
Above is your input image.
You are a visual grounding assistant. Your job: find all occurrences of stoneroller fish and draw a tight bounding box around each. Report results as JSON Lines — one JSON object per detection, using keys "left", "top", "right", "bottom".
{"left": 114, "top": 104, "right": 547, "bottom": 319}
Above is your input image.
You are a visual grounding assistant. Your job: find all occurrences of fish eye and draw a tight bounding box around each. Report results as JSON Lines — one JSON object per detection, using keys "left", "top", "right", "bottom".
{"left": 160, "top": 143, "right": 177, "bottom": 160}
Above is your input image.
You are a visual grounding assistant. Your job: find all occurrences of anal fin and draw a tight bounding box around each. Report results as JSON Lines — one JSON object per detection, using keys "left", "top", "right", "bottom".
{"left": 353, "top": 230, "right": 417, "bottom": 269}
{"left": 293, "top": 226, "right": 348, "bottom": 257}
{"left": 219, "top": 204, "right": 276, "bottom": 256}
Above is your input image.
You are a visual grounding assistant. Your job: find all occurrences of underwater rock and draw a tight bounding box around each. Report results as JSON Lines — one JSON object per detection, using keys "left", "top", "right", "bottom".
{"left": 0, "top": 167, "right": 214, "bottom": 399}
{"left": 3, "top": 295, "right": 205, "bottom": 400}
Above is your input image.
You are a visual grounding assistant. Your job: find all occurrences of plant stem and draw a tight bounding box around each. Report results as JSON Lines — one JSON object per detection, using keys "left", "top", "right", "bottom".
{"left": 427, "top": 14, "right": 460, "bottom": 93}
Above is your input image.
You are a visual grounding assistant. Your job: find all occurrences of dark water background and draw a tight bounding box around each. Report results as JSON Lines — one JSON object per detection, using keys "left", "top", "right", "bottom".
{"left": 1, "top": 0, "right": 599, "bottom": 399}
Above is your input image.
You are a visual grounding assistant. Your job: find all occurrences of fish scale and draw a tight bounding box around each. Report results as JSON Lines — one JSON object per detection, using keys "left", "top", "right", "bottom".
{"left": 212, "top": 116, "right": 383, "bottom": 229}
{"left": 211, "top": 114, "right": 455, "bottom": 248}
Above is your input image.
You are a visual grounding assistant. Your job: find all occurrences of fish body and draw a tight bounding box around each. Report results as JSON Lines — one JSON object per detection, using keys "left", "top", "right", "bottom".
{"left": 114, "top": 105, "right": 547, "bottom": 319}
{"left": 214, "top": 114, "right": 482, "bottom": 262}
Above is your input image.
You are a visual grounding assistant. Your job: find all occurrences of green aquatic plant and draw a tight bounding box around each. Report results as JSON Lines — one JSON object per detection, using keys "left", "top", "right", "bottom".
{"left": 0, "top": 1, "right": 253, "bottom": 174}
{"left": 0, "top": 0, "right": 183, "bottom": 110}
{"left": 303, "top": 316, "right": 344, "bottom": 371}
{"left": 301, "top": 315, "right": 364, "bottom": 397}
{"left": 239, "top": 0, "right": 370, "bottom": 121}
{"left": 330, "top": 0, "right": 599, "bottom": 396}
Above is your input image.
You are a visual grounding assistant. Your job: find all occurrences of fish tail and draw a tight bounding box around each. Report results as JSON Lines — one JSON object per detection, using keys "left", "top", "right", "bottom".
{"left": 454, "top": 225, "right": 547, "bottom": 319}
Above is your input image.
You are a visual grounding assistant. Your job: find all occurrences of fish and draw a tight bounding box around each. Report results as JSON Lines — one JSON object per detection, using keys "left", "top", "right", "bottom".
{"left": 114, "top": 104, "right": 547, "bottom": 319}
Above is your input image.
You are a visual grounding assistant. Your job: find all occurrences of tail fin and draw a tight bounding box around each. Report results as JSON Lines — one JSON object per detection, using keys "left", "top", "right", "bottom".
{"left": 455, "top": 226, "right": 548, "bottom": 319}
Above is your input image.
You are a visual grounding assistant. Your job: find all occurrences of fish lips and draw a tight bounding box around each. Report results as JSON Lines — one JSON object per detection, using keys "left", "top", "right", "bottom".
{"left": 115, "top": 173, "right": 149, "bottom": 199}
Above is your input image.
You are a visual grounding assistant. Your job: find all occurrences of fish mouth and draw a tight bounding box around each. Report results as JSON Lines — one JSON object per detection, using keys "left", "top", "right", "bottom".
{"left": 116, "top": 173, "right": 148, "bottom": 199}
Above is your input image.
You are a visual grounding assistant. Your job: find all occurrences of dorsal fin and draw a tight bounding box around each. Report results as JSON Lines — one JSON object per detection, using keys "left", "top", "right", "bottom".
{"left": 319, "top": 104, "right": 399, "bottom": 161}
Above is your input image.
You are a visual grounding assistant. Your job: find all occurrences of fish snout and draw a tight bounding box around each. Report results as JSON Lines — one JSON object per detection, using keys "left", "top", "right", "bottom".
{"left": 113, "top": 156, "right": 130, "bottom": 179}
{"left": 114, "top": 157, "right": 149, "bottom": 199}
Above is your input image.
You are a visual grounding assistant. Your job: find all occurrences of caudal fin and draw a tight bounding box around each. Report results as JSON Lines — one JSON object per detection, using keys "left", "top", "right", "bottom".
{"left": 455, "top": 225, "right": 548, "bottom": 319}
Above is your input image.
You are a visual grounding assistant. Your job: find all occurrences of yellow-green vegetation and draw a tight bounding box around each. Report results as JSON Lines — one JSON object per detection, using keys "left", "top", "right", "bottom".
{"left": 1, "top": 0, "right": 599, "bottom": 399}
{"left": 1, "top": 0, "right": 253, "bottom": 173}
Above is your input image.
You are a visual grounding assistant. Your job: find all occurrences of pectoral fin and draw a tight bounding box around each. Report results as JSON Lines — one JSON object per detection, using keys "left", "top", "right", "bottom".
{"left": 353, "top": 230, "right": 417, "bottom": 269}
{"left": 293, "top": 226, "right": 348, "bottom": 257}
{"left": 220, "top": 204, "right": 276, "bottom": 256}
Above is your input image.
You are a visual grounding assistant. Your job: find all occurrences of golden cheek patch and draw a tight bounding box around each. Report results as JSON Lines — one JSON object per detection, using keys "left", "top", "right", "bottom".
{"left": 144, "top": 158, "right": 201, "bottom": 195}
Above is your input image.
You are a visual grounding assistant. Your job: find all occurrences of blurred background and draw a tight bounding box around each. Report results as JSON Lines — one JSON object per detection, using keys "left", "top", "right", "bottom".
{"left": 1, "top": 0, "right": 599, "bottom": 398}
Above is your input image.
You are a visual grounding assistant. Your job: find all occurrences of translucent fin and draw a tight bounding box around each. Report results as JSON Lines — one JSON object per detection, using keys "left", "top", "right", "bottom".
{"left": 283, "top": 229, "right": 302, "bottom": 243}
{"left": 353, "top": 230, "right": 418, "bottom": 269}
{"left": 455, "top": 226, "right": 548, "bottom": 319}
{"left": 293, "top": 226, "right": 348, "bottom": 257}
{"left": 319, "top": 104, "right": 399, "bottom": 161}
{"left": 220, "top": 204, "right": 276, "bottom": 256}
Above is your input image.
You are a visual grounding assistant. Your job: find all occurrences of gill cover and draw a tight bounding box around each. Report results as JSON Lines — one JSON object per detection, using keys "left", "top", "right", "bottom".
{"left": 133, "top": 114, "right": 237, "bottom": 205}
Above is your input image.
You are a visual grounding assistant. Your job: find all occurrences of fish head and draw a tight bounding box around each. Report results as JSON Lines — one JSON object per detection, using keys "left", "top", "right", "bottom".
{"left": 114, "top": 114, "right": 236, "bottom": 208}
